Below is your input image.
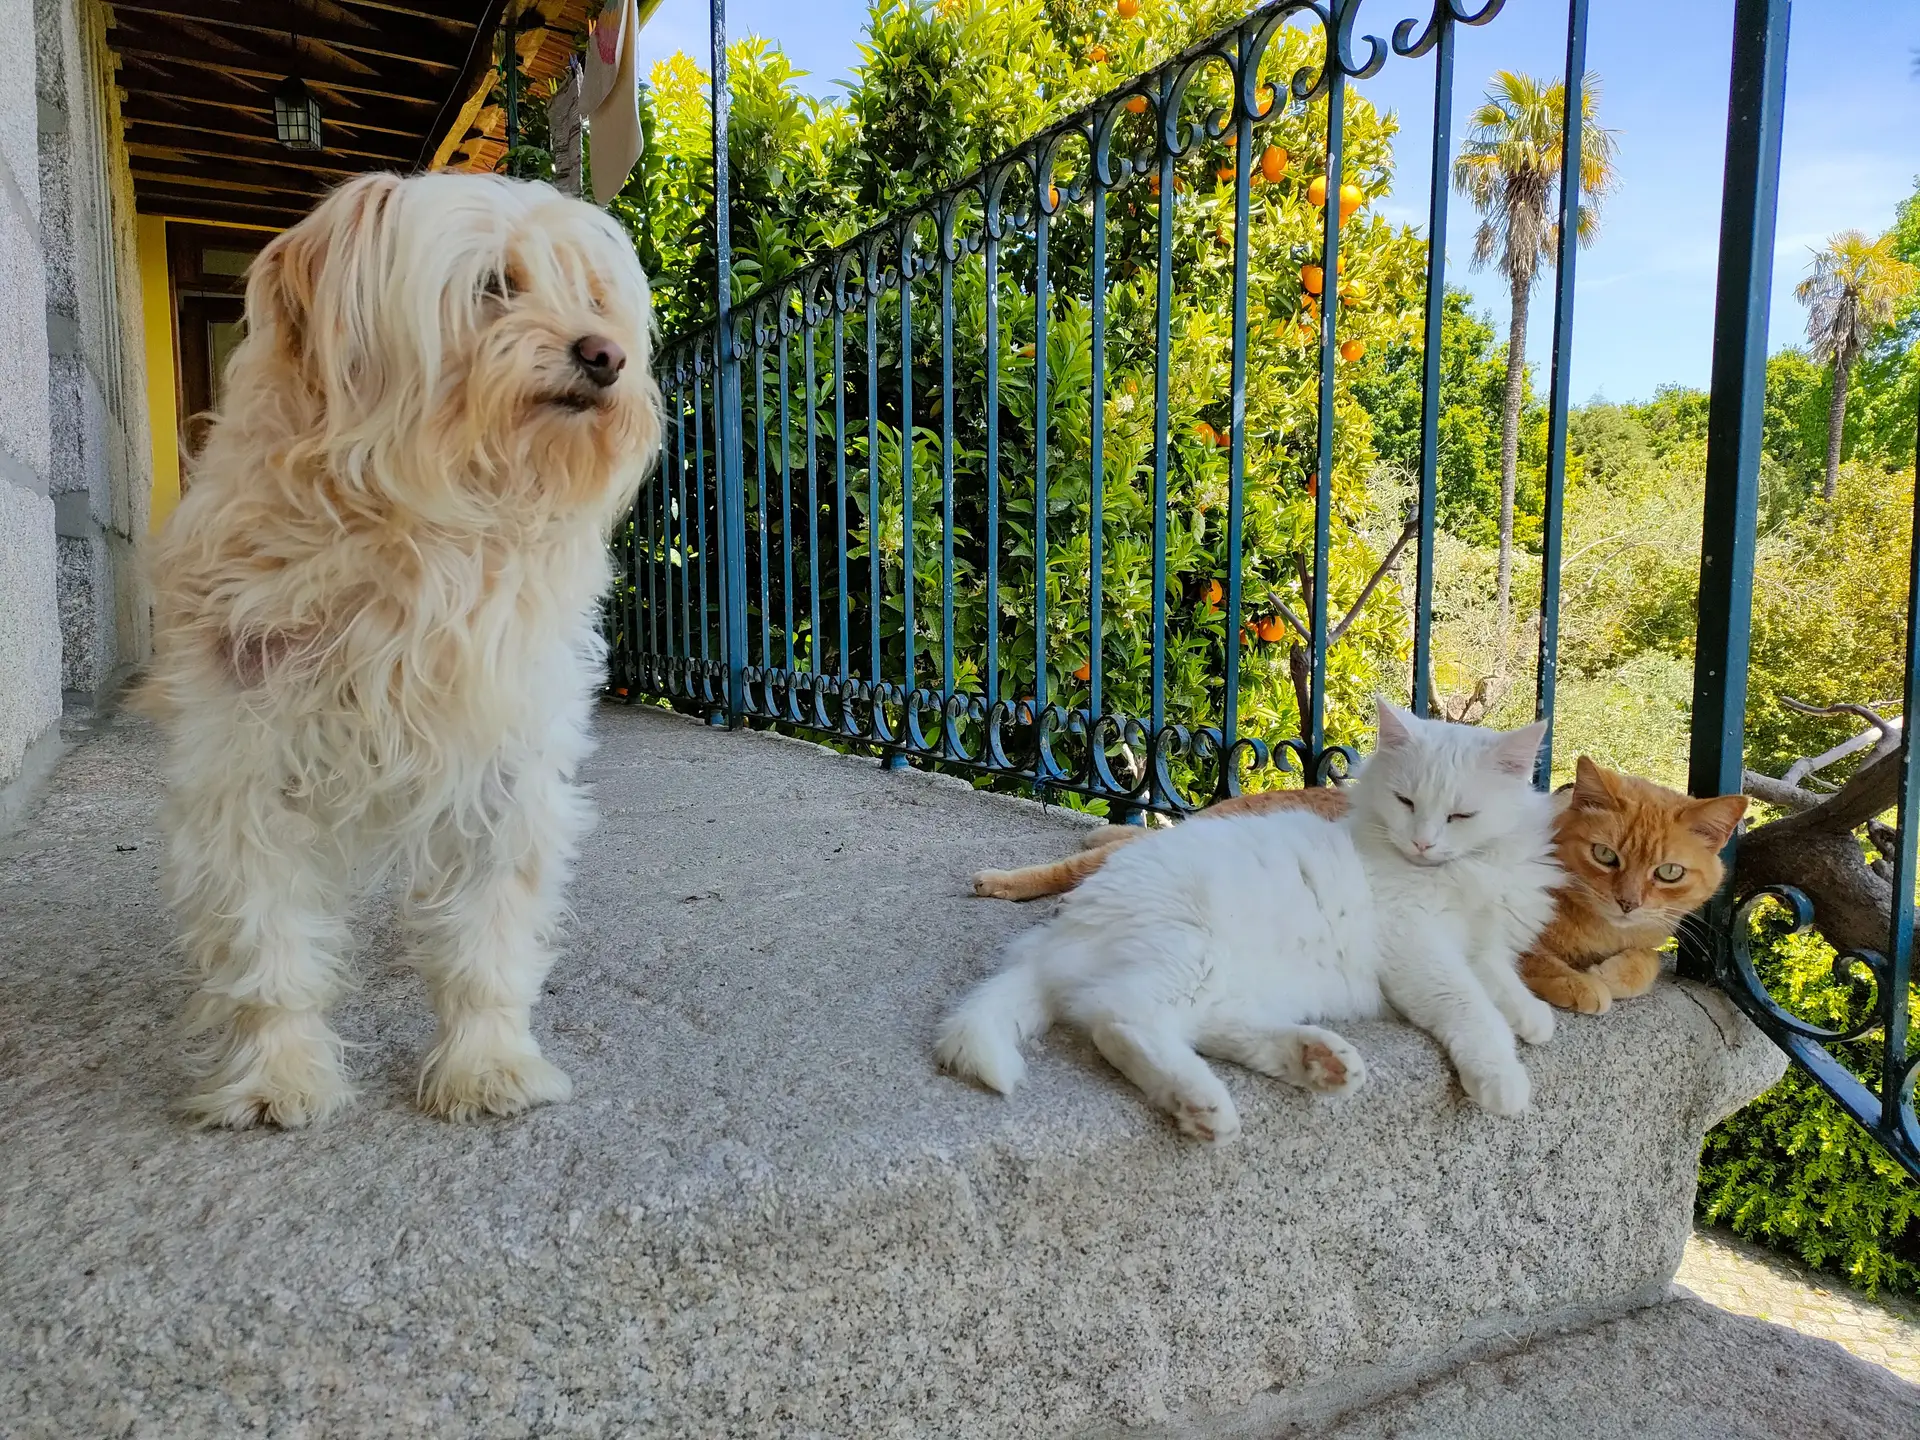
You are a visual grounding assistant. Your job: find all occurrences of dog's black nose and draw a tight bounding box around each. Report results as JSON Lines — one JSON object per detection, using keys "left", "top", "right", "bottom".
{"left": 572, "top": 335, "right": 626, "bottom": 388}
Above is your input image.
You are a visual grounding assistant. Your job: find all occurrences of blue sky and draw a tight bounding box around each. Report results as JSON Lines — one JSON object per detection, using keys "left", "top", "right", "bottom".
{"left": 635, "top": 0, "right": 1920, "bottom": 403}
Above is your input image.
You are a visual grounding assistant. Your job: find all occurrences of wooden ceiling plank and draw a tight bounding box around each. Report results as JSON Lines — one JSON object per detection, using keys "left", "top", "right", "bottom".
{"left": 133, "top": 187, "right": 314, "bottom": 228}
{"left": 109, "top": 1, "right": 466, "bottom": 69}
{"left": 125, "top": 131, "right": 379, "bottom": 179}
{"left": 131, "top": 156, "right": 333, "bottom": 201}
{"left": 108, "top": 15, "right": 445, "bottom": 104}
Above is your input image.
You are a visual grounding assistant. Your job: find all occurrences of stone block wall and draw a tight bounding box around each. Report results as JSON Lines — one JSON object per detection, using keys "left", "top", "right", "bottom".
{"left": 36, "top": 0, "right": 151, "bottom": 711}
{"left": 0, "top": 0, "right": 60, "bottom": 813}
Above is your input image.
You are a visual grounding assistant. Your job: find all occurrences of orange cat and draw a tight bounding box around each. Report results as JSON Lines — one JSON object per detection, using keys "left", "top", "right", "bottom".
{"left": 972, "top": 758, "right": 1745, "bottom": 1014}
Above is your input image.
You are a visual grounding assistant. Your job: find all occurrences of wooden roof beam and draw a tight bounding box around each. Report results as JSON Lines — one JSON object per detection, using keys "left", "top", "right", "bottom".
{"left": 108, "top": 1, "right": 468, "bottom": 68}
{"left": 107, "top": 15, "right": 449, "bottom": 104}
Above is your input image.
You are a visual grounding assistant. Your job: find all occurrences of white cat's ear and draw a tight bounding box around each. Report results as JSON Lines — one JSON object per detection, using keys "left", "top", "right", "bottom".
{"left": 1375, "top": 697, "right": 1415, "bottom": 749}
{"left": 1489, "top": 720, "right": 1547, "bottom": 777}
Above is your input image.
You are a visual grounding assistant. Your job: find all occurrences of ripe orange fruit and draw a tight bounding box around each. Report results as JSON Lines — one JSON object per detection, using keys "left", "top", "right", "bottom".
{"left": 1117, "top": 0, "right": 1140, "bottom": 18}
{"left": 1073, "top": 659, "right": 1092, "bottom": 682}
{"left": 1224, "top": 131, "right": 1237, "bottom": 147}
{"left": 1257, "top": 83, "right": 1276, "bottom": 111}
{"left": 1299, "top": 263, "right": 1324, "bottom": 296}
{"left": 1339, "top": 338, "right": 1366, "bottom": 362}
{"left": 1204, "top": 579, "right": 1224, "bottom": 607}
{"left": 1259, "top": 145, "right": 1288, "bottom": 183}
{"left": 1216, "top": 164, "right": 1235, "bottom": 184}
{"left": 1296, "top": 322, "right": 1316, "bottom": 343}
{"left": 1339, "top": 181, "right": 1363, "bottom": 219}
{"left": 1215, "top": 425, "right": 1232, "bottom": 448}
{"left": 1307, "top": 174, "right": 1327, "bottom": 206}
{"left": 1089, "top": 43, "right": 1109, "bottom": 62}
{"left": 1192, "top": 420, "right": 1216, "bottom": 444}
{"left": 1253, "top": 616, "right": 1287, "bottom": 643}
{"left": 1126, "top": 94, "right": 1148, "bottom": 114}
{"left": 1018, "top": 342, "right": 1037, "bottom": 358}
{"left": 1048, "top": 184, "right": 1060, "bottom": 207}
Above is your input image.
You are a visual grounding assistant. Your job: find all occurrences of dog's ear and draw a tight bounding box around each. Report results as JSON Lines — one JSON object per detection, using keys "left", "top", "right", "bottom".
{"left": 246, "top": 174, "right": 401, "bottom": 365}
{"left": 246, "top": 223, "right": 322, "bottom": 359}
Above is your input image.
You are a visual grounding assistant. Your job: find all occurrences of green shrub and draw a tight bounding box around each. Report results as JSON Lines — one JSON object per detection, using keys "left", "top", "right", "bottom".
{"left": 1697, "top": 922, "right": 1920, "bottom": 1297}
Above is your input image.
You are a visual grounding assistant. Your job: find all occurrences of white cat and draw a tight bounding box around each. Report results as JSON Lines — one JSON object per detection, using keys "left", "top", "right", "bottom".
{"left": 935, "top": 702, "right": 1564, "bottom": 1143}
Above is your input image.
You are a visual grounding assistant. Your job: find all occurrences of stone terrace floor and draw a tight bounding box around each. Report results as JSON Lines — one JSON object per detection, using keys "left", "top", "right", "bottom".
{"left": 2, "top": 700, "right": 1916, "bottom": 1437}
{"left": 1679, "top": 1227, "right": 1920, "bottom": 1384}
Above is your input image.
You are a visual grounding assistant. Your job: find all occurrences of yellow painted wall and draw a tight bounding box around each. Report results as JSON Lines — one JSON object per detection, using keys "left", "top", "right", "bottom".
{"left": 137, "top": 213, "right": 180, "bottom": 534}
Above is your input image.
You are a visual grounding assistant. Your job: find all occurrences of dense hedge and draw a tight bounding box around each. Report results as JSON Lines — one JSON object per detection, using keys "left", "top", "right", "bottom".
{"left": 1697, "top": 923, "right": 1920, "bottom": 1297}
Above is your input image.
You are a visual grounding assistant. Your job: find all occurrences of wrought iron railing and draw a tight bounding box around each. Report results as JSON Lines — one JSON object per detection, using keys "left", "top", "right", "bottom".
{"left": 603, "top": 0, "right": 1920, "bottom": 1177}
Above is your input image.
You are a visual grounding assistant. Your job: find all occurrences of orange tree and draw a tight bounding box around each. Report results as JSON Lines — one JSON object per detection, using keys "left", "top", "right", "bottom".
{"left": 629, "top": 0, "right": 1446, "bottom": 799}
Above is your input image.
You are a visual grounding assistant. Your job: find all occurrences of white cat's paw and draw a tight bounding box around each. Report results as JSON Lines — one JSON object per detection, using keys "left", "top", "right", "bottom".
{"left": 1511, "top": 995, "right": 1556, "bottom": 1047}
{"left": 1460, "top": 1060, "right": 1531, "bottom": 1116}
{"left": 1173, "top": 1094, "right": 1242, "bottom": 1146}
{"left": 1298, "top": 1035, "right": 1367, "bottom": 1095}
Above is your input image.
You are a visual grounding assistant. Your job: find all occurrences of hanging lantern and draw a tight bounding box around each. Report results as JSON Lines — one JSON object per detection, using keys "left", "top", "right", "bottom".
{"left": 273, "top": 76, "right": 323, "bottom": 151}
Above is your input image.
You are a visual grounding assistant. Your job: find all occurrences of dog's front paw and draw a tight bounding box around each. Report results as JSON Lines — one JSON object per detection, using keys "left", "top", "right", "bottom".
{"left": 418, "top": 1024, "right": 572, "bottom": 1122}
{"left": 184, "top": 1017, "right": 355, "bottom": 1130}
{"left": 1459, "top": 1060, "right": 1530, "bottom": 1117}
{"left": 186, "top": 1044, "right": 357, "bottom": 1136}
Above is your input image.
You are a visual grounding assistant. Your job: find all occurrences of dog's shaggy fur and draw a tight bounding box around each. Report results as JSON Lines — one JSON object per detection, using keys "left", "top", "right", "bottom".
{"left": 140, "top": 173, "right": 660, "bottom": 1128}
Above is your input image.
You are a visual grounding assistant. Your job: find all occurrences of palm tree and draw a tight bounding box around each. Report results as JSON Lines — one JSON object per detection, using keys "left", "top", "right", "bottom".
{"left": 1453, "top": 71, "right": 1618, "bottom": 636}
{"left": 1795, "top": 230, "right": 1920, "bottom": 501}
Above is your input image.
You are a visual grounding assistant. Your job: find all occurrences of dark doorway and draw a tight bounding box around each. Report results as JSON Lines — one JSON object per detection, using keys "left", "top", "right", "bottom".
{"left": 167, "top": 224, "right": 267, "bottom": 473}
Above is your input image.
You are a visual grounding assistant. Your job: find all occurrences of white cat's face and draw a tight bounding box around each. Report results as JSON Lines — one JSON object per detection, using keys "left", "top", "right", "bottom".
{"left": 1351, "top": 702, "right": 1546, "bottom": 866}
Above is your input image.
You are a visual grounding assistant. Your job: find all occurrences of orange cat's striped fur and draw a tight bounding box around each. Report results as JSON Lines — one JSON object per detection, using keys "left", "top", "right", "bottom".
{"left": 973, "top": 758, "right": 1745, "bottom": 1014}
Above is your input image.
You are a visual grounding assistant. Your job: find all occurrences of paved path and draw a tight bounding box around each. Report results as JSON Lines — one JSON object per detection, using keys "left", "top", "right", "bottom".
{"left": 1679, "top": 1227, "right": 1920, "bottom": 1383}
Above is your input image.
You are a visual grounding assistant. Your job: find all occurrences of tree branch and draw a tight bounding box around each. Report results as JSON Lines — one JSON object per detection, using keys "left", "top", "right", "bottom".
{"left": 1330, "top": 519, "right": 1420, "bottom": 647}
{"left": 1741, "top": 769, "right": 1821, "bottom": 813}
{"left": 1735, "top": 706, "right": 1896, "bottom": 960}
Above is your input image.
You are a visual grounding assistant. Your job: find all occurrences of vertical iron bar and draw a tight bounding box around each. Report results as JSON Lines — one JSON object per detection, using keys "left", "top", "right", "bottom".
{"left": 1532, "top": 0, "right": 1590, "bottom": 784}
{"left": 1149, "top": 123, "right": 1175, "bottom": 803}
{"left": 835, "top": 303, "right": 850, "bottom": 680}
{"left": 1682, "top": 0, "right": 1790, "bottom": 981}
{"left": 868, "top": 279, "right": 882, "bottom": 679}
{"left": 1034, "top": 179, "right": 1052, "bottom": 724}
{"left": 901, "top": 230, "right": 917, "bottom": 709}
{"left": 805, "top": 314, "right": 822, "bottom": 676}
{"left": 1222, "top": 88, "right": 1255, "bottom": 768}
{"left": 1088, "top": 160, "right": 1109, "bottom": 727}
{"left": 941, "top": 216, "right": 957, "bottom": 743}
{"left": 756, "top": 339, "right": 771, "bottom": 669}
{"left": 1310, "top": 64, "right": 1345, "bottom": 765}
{"left": 711, "top": 0, "right": 746, "bottom": 723}
{"left": 1412, "top": 16, "right": 1455, "bottom": 717}
{"left": 694, "top": 353, "right": 711, "bottom": 674}
{"left": 1883, "top": 399, "right": 1920, "bottom": 1136}
{"left": 502, "top": 17, "right": 519, "bottom": 160}
{"left": 674, "top": 376, "right": 691, "bottom": 678}
{"left": 985, "top": 224, "right": 1002, "bottom": 715}
{"left": 779, "top": 326, "right": 795, "bottom": 674}
{"left": 644, "top": 394, "right": 660, "bottom": 659}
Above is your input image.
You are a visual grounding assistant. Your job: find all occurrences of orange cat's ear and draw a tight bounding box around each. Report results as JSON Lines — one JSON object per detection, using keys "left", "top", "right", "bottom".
{"left": 1685, "top": 793, "right": 1748, "bottom": 849}
{"left": 1570, "top": 755, "right": 1615, "bottom": 810}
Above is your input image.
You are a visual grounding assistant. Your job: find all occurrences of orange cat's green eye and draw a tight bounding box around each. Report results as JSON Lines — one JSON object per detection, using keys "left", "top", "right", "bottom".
{"left": 1592, "top": 844, "right": 1621, "bottom": 868}
{"left": 1654, "top": 862, "right": 1685, "bottom": 882}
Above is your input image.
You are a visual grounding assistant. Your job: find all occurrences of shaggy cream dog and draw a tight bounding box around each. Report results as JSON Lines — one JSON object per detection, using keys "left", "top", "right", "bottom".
{"left": 141, "top": 173, "right": 660, "bottom": 1128}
